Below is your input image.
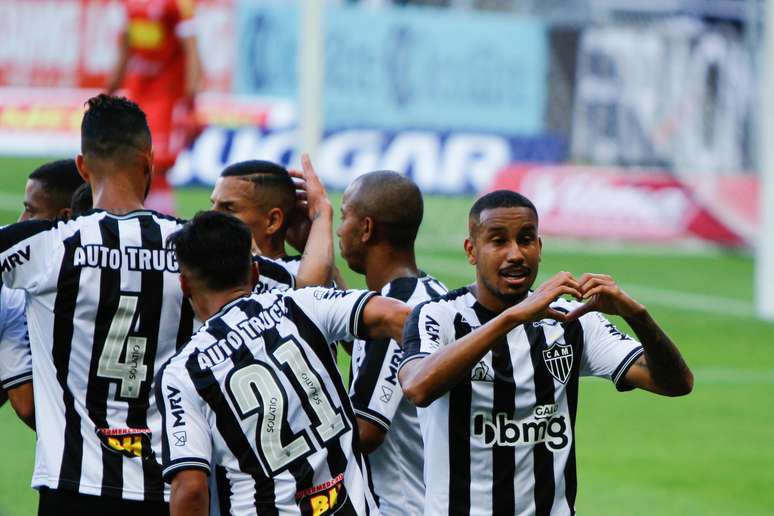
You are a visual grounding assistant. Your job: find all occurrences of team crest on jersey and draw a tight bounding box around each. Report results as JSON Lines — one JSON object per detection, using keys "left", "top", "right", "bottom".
{"left": 542, "top": 341, "right": 574, "bottom": 384}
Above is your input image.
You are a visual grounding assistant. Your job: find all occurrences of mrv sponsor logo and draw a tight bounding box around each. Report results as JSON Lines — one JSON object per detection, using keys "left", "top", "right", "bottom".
{"left": 473, "top": 405, "right": 569, "bottom": 451}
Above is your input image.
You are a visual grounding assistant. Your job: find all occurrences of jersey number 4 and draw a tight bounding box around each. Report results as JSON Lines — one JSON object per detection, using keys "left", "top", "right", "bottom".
{"left": 97, "top": 295, "right": 148, "bottom": 399}
{"left": 227, "top": 336, "right": 349, "bottom": 474}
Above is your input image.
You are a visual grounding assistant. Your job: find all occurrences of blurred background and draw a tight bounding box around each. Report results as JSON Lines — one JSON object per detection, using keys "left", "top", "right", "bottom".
{"left": 0, "top": 0, "right": 772, "bottom": 514}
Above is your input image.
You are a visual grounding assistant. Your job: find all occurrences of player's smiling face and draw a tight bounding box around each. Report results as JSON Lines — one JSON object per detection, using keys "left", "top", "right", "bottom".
{"left": 465, "top": 206, "right": 541, "bottom": 308}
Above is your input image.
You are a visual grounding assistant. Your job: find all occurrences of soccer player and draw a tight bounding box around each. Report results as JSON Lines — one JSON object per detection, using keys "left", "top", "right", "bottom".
{"left": 155, "top": 211, "right": 411, "bottom": 515}
{"left": 338, "top": 171, "right": 446, "bottom": 515}
{"left": 107, "top": 0, "right": 203, "bottom": 215}
{"left": 20, "top": 159, "right": 85, "bottom": 222}
{"left": 210, "top": 157, "right": 335, "bottom": 290}
{"left": 398, "top": 190, "right": 693, "bottom": 516}
{"left": 1, "top": 158, "right": 85, "bottom": 429}
{"left": 0, "top": 95, "right": 191, "bottom": 514}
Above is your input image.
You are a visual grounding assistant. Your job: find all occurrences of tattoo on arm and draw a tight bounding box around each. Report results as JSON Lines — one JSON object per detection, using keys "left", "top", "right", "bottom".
{"left": 625, "top": 311, "right": 692, "bottom": 395}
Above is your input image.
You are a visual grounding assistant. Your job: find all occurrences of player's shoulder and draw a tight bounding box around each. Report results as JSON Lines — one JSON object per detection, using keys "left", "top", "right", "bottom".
{"left": 409, "top": 286, "right": 470, "bottom": 320}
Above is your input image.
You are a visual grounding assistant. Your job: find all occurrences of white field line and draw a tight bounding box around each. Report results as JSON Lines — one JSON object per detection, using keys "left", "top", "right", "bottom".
{"left": 692, "top": 368, "right": 774, "bottom": 385}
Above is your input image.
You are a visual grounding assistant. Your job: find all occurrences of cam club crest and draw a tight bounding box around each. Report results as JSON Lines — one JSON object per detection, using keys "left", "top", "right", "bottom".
{"left": 542, "top": 340, "right": 574, "bottom": 384}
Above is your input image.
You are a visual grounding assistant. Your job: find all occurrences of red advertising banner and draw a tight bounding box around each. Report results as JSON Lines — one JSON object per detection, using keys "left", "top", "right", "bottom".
{"left": 489, "top": 164, "right": 759, "bottom": 247}
{"left": 0, "top": 0, "right": 233, "bottom": 91}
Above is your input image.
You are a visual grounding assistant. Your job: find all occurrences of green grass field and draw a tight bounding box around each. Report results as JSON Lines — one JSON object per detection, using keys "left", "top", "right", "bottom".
{"left": 1, "top": 156, "right": 772, "bottom": 515}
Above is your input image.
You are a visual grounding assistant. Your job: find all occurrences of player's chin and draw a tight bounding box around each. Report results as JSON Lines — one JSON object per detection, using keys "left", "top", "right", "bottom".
{"left": 495, "top": 283, "right": 529, "bottom": 303}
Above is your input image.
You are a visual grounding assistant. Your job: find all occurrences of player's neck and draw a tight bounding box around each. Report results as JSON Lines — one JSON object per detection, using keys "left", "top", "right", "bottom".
{"left": 91, "top": 177, "right": 146, "bottom": 215}
{"left": 190, "top": 286, "right": 253, "bottom": 321}
{"left": 253, "top": 234, "right": 286, "bottom": 260}
{"left": 364, "top": 246, "right": 419, "bottom": 291}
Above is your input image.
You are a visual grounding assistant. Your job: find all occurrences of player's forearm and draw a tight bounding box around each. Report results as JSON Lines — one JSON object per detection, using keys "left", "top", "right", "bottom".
{"left": 624, "top": 309, "right": 693, "bottom": 396}
{"left": 7, "top": 383, "right": 35, "bottom": 430}
{"left": 171, "top": 473, "right": 209, "bottom": 516}
{"left": 182, "top": 36, "right": 202, "bottom": 99}
{"left": 107, "top": 35, "right": 129, "bottom": 94}
{"left": 400, "top": 311, "right": 520, "bottom": 407}
{"left": 294, "top": 202, "right": 333, "bottom": 288}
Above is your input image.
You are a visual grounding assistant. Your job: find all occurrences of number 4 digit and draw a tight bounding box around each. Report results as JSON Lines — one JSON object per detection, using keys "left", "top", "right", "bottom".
{"left": 97, "top": 295, "right": 148, "bottom": 399}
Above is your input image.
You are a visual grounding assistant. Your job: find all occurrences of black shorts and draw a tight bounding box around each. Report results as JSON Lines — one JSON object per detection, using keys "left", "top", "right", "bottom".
{"left": 38, "top": 487, "right": 169, "bottom": 516}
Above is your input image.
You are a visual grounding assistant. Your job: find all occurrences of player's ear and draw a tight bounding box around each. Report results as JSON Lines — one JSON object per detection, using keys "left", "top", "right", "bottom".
{"left": 464, "top": 237, "right": 476, "bottom": 265}
{"left": 58, "top": 207, "right": 72, "bottom": 221}
{"left": 75, "top": 154, "right": 90, "bottom": 183}
{"left": 266, "top": 207, "right": 284, "bottom": 236}
{"left": 361, "top": 216, "right": 374, "bottom": 244}
{"left": 538, "top": 236, "right": 543, "bottom": 263}
{"left": 179, "top": 272, "right": 192, "bottom": 299}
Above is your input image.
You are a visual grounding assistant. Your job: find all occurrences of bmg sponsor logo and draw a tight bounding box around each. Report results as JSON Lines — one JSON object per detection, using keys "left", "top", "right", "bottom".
{"left": 472, "top": 406, "right": 569, "bottom": 451}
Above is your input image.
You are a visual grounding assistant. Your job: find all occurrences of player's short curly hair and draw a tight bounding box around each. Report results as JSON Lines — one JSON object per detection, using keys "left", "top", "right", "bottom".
{"left": 167, "top": 211, "right": 253, "bottom": 291}
{"left": 81, "top": 94, "right": 151, "bottom": 158}
{"left": 469, "top": 190, "right": 538, "bottom": 224}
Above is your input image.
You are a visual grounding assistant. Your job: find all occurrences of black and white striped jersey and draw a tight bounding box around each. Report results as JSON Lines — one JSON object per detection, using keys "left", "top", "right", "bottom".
{"left": 157, "top": 287, "right": 380, "bottom": 516}
{"left": 0, "top": 284, "right": 31, "bottom": 390}
{"left": 349, "top": 274, "right": 447, "bottom": 516}
{"left": 252, "top": 255, "right": 297, "bottom": 294}
{"left": 0, "top": 210, "right": 195, "bottom": 502}
{"left": 399, "top": 287, "right": 644, "bottom": 516}
{"left": 274, "top": 254, "right": 302, "bottom": 276}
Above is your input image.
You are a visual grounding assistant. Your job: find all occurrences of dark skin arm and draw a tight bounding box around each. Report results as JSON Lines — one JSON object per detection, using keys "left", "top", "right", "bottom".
{"left": 106, "top": 31, "right": 129, "bottom": 94}
{"left": 356, "top": 418, "right": 386, "bottom": 455}
{"left": 288, "top": 154, "right": 334, "bottom": 288}
{"left": 361, "top": 296, "right": 411, "bottom": 344}
{"left": 400, "top": 272, "right": 583, "bottom": 407}
{"left": 7, "top": 382, "right": 34, "bottom": 430}
{"left": 572, "top": 273, "right": 693, "bottom": 396}
{"left": 170, "top": 469, "right": 209, "bottom": 516}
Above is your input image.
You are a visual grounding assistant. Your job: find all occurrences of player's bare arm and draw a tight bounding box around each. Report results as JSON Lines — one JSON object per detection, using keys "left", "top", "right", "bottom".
{"left": 6, "top": 383, "right": 34, "bottom": 430}
{"left": 356, "top": 418, "right": 388, "bottom": 454}
{"left": 180, "top": 36, "right": 202, "bottom": 101}
{"left": 400, "top": 272, "right": 583, "bottom": 407}
{"left": 573, "top": 273, "right": 693, "bottom": 396}
{"left": 289, "top": 154, "right": 334, "bottom": 288}
{"left": 170, "top": 469, "right": 209, "bottom": 516}
{"left": 106, "top": 31, "right": 129, "bottom": 95}
{"left": 362, "top": 296, "right": 412, "bottom": 343}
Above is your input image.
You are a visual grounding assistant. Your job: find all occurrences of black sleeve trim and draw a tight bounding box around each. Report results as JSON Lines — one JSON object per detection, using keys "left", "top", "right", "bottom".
{"left": 0, "top": 372, "right": 32, "bottom": 390}
{"left": 354, "top": 408, "right": 391, "bottom": 432}
{"left": 0, "top": 220, "right": 54, "bottom": 253}
{"left": 349, "top": 291, "right": 377, "bottom": 339}
{"left": 396, "top": 352, "right": 430, "bottom": 377}
{"left": 162, "top": 457, "right": 211, "bottom": 483}
{"left": 613, "top": 347, "right": 645, "bottom": 392}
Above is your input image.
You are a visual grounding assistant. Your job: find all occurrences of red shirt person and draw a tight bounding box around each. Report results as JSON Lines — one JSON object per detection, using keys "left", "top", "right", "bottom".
{"left": 107, "top": 0, "right": 202, "bottom": 215}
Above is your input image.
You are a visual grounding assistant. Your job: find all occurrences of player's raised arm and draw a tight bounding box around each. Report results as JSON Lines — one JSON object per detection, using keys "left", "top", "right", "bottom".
{"left": 399, "top": 272, "right": 582, "bottom": 407}
{"left": 288, "top": 154, "right": 334, "bottom": 288}
{"left": 106, "top": 29, "right": 129, "bottom": 95}
{"left": 571, "top": 273, "right": 693, "bottom": 396}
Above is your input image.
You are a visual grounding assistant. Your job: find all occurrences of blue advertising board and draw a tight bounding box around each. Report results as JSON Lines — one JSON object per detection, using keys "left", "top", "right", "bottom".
{"left": 169, "top": 126, "right": 565, "bottom": 193}
{"left": 235, "top": 2, "right": 548, "bottom": 135}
